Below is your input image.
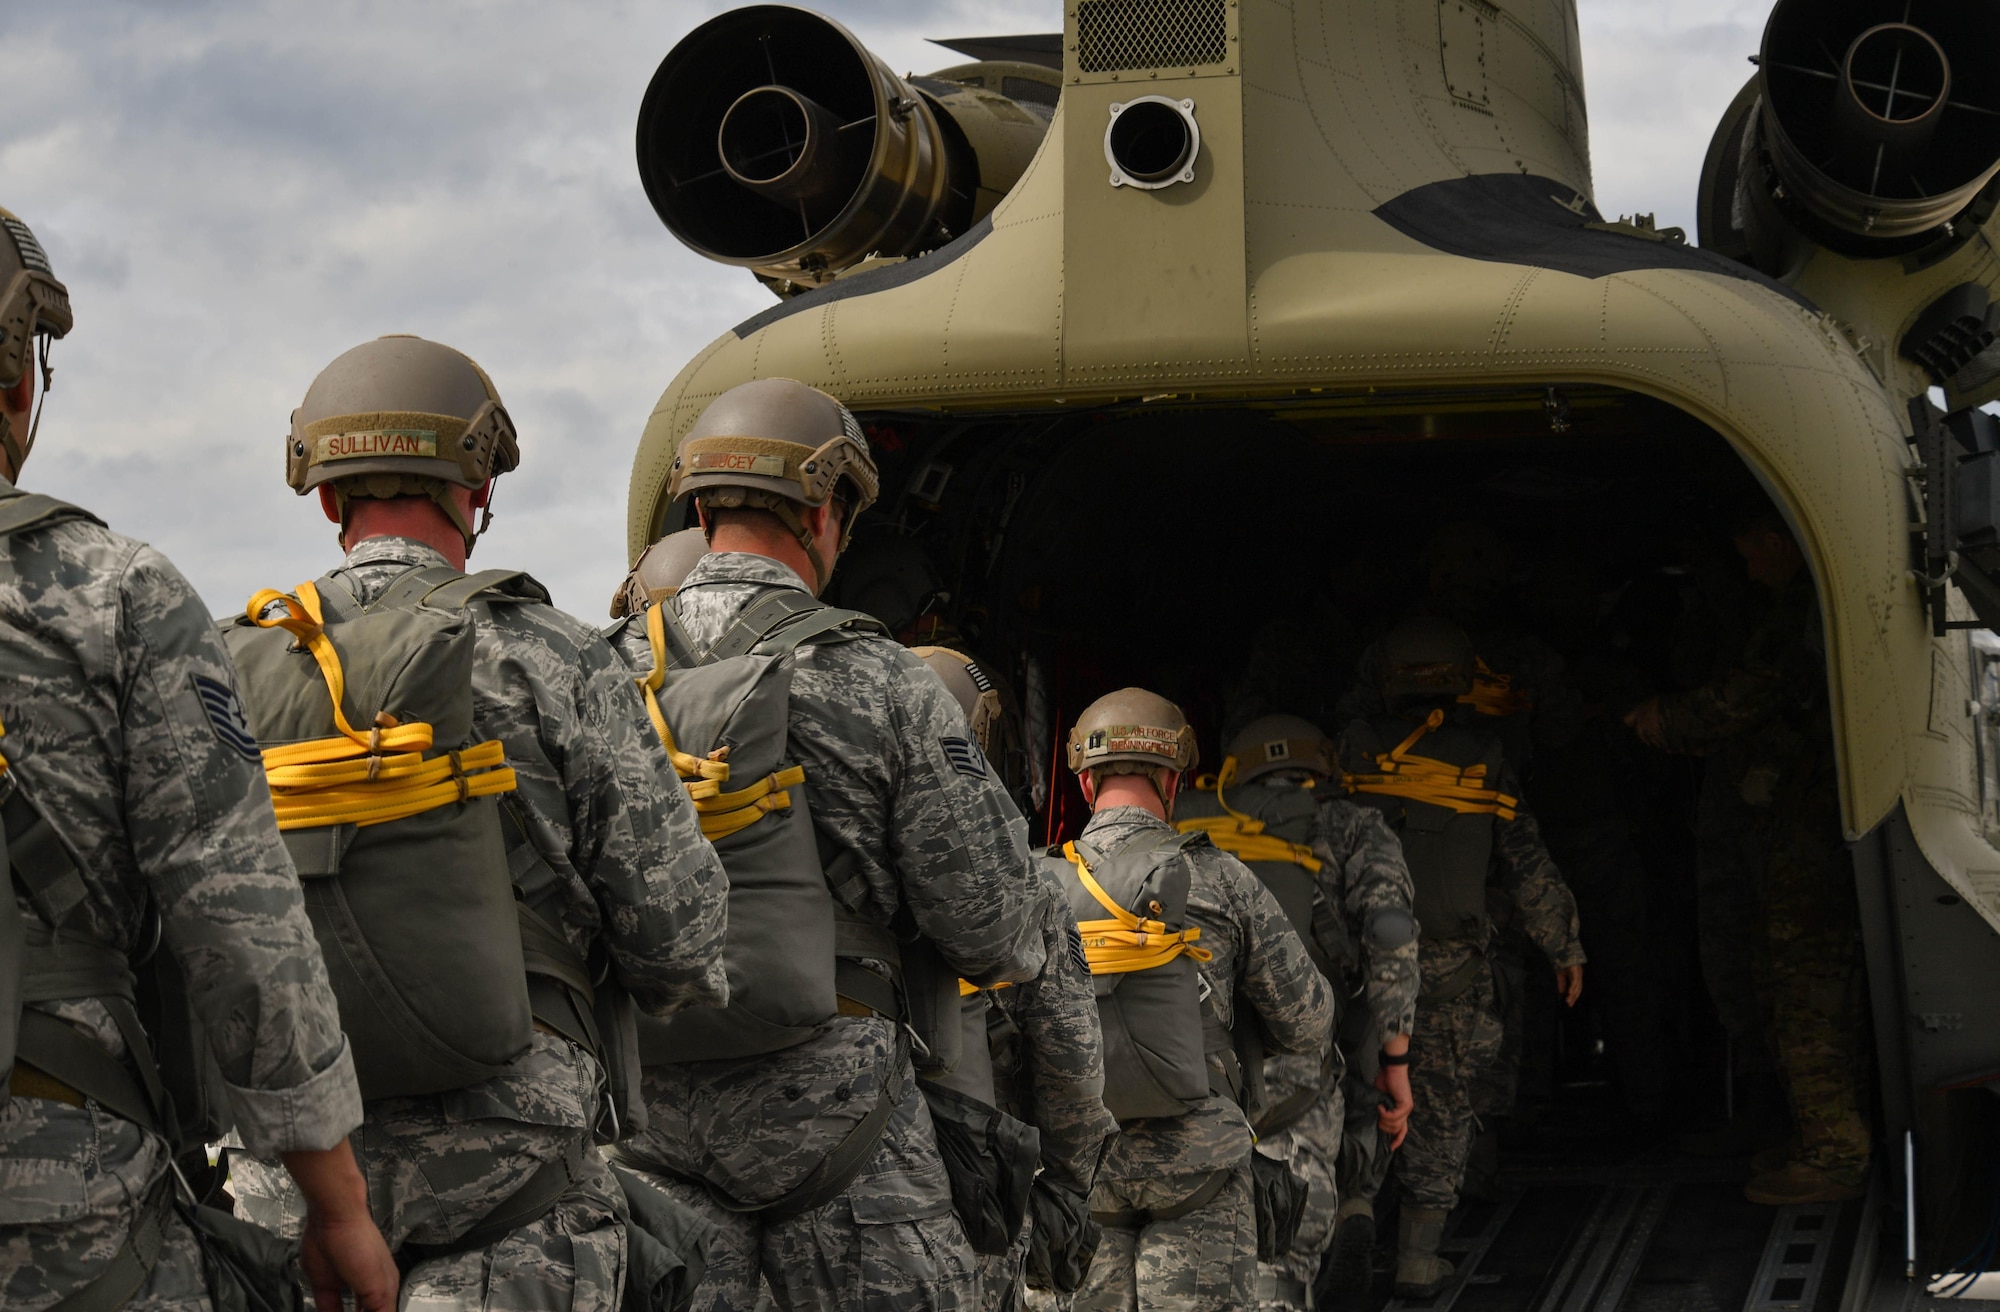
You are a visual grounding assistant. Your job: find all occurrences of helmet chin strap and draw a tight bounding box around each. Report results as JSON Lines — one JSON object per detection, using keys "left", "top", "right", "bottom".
{"left": 329, "top": 476, "right": 489, "bottom": 556}
{"left": 766, "top": 500, "right": 831, "bottom": 593}
{"left": 3, "top": 336, "right": 55, "bottom": 476}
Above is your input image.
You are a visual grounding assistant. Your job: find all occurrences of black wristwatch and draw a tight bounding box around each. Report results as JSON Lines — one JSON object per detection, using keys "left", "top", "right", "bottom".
{"left": 1380, "top": 1049, "right": 1411, "bottom": 1067}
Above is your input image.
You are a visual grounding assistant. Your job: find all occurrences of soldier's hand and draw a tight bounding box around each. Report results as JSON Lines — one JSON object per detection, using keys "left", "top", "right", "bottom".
{"left": 1375, "top": 1035, "right": 1415, "bottom": 1150}
{"left": 1556, "top": 964, "right": 1584, "bottom": 1007}
{"left": 283, "top": 1142, "right": 399, "bottom": 1312}
{"left": 1623, "top": 699, "right": 1668, "bottom": 750}
{"left": 300, "top": 1210, "right": 399, "bottom": 1312}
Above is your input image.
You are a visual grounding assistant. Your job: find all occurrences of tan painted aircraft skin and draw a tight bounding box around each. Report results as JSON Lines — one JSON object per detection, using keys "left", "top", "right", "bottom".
{"left": 627, "top": 0, "right": 2000, "bottom": 934}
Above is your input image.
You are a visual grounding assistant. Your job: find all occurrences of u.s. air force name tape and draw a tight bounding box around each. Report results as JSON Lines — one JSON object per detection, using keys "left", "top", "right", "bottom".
{"left": 315, "top": 429, "right": 438, "bottom": 462}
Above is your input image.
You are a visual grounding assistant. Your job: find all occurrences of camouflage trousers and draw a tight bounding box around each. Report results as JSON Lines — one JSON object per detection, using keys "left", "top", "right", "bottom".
{"left": 1252, "top": 1090, "right": 1344, "bottom": 1312}
{"left": 1074, "top": 1157, "right": 1256, "bottom": 1312}
{"left": 1468, "top": 926, "right": 1526, "bottom": 1123}
{"left": 622, "top": 1076, "right": 977, "bottom": 1312}
{"left": 1398, "top": 944, "right": 1504, "bottom": 1212}
{"left": 0, "top": 1097, "right": 210, "bottom": 1311}
{"left": 975, "top": 1215, "right": 1031, "bottom": 1312}
{"left": 1697, "top": 765, "right": 1775, "bottom": 1075}
{"left": 1760, "top": 782, "right": 1871, "bottom": 1179}
{"left": 1334, "top": 1013, "right": 1394, "bottom": 1211}
{"left": 231, "top": 1119, "right": 626, "bottom": 1311}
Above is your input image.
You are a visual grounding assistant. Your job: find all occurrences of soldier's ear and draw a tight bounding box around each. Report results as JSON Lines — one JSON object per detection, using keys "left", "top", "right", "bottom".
{"left": 318, "top": 485, "right": 342, "bottom": 524}
{"left": 2, "top": 370, "right": 30, "bottom": 418}
{"left": 1078, "top": 770, "right": 1098, "bottom": 806}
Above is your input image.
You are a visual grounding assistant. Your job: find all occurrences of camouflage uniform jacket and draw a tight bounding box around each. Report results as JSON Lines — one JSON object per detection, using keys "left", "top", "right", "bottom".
{"left": 1653, "top": 574, "right": 1830, "bottom": 772}
{"left": 1080, "top": 806, "right": 1334, "bottom": 1183}
{"left": 1339, "top": 628, "right": 1584, "bottom": 781}
{"left": 1334, "top": 720, "right": 1585, "bottom": 973}
{"left": 1310, "top": 796, "right": 1420, "bottom": 1038}
{"left": 610, "top": 551, "right": 1045, "bottom": 1205}
{"left": 318, "top": 536, "right": 730, "bottom": 1135}
{"left": 0, "top": 479, "right": 359, "bottom": 1155}
{"left": 1489, "top": 767, "right": 1585, "bottom": 970}
{"left": 987, "top": 870, "right": 1118, "bottom": 1195}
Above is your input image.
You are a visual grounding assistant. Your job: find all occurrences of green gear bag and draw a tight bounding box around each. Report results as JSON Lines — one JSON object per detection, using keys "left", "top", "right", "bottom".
{"left": 1044, "top": 830, "right": 1225, "bottom": 1123}
{"left": 1174, "top": 781, "right": 1349, "bottom": 982}
{"left": 633, "top": 590, "right": 884, "bottom": 1062}
{"left": 1344, "top": 715, "right": 1504, "bottom": 944}
{"left": 927, "top": 993, "right": 998, "bottom": 1103}
{"left": 223, "top": 566, "right": 547, "bottom": 1100}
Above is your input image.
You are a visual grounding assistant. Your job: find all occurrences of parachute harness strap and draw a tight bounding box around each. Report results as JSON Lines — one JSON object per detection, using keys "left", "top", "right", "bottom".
{"left": 1341, "top": 708, "right": 1518, "bottom": 819}
{"left": 1456, "top": 659, "right": 1532, "bottom": 718}
{"left": 245, "top": 582, "right": 517, "bottom": 830}
{"left": 1064, "top": 841, "right": 1212, "bottom": 976}
{"left": 1175, "top": 757, "right": 1323, "bottom": 872}
{"left": 637, "top": 600, "right": 804, "bottom": 843}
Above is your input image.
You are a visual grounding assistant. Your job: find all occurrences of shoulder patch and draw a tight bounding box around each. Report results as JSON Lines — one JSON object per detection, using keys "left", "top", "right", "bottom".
{"left": 940, "top": 736, "right": 987, "bottom": 779}
{"left": 1066, "top": 921, "right": 1089, "bottom": 976}
{"left": 191, "top": 674, "right": 261, "bottom": 761}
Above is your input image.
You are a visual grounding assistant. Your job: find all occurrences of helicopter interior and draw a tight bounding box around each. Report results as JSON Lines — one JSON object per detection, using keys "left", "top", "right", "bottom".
{"left": 810, "top": 385, "right": 1889, "bottom": 1310}
{"left": 648, "top": 382, "right": 1958, "bottom": 1306}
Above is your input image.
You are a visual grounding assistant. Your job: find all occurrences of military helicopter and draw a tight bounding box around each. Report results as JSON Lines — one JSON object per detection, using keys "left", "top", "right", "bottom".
{"left": 624, "top": 0, "right": 2000, "bottom": 1303}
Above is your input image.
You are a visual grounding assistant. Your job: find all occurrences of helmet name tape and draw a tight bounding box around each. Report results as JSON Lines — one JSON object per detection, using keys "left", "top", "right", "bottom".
{"left": 1, "top": 218, "right": 51, "bottom": 275}
{"left": 1082, "top": 723, "right": 1183, "bottom": 762}
{"left": 316, "top": 429, "right": 439, "bottom": 463}
{"left": 693, "top": 449, "right": 789, "bottom": 477}
{"left": 1398, "top": 662, "right": 1466, "bottom": 689}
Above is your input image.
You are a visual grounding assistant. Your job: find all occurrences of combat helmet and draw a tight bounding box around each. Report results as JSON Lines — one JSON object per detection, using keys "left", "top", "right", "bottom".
{"left": 1377, "top": 614, "right": 1478, "bottom": 708}
{"left": 0, "top": 207, "right": 75, "bottom": 473}
{"left": 837, "top": 534, "right": 948, "bottom": 636}
{"left": 286, "top": 335, "right": 521, "bottom": 551}
{"left": 610, "top": 527, "right": 711, "bottom": 618}
{"left": 1223, "top": 714, "right": 1336, "bottom": 786}
{"left": 668, "top": 378, "right": 879, "bottom": 591}
{"left": 1066, "top": 687, "right": 1199, "bottom": 779}
{"left": 911, "top": 646, "right": 1003, "bottom": 754}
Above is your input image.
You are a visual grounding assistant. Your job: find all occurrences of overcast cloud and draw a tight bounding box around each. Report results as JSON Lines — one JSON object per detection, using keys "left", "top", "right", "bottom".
{"left": 3, "top": 0, "right": 1772, "bottom": 618}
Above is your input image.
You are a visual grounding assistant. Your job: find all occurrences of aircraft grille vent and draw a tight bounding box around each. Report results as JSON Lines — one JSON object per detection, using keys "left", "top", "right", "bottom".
{"left": 1076, "top": 0, "right": 1227, "bottom": 73}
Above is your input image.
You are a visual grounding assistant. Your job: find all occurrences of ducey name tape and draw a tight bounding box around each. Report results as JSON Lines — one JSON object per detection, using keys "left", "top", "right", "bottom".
{"left": 692, "top": 450, "right": 788, "bottom": 477}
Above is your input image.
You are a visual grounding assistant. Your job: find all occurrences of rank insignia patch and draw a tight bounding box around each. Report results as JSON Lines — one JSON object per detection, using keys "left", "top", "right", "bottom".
{"left": 191, "top": 674, "right": 261, "bottom": 761}
{"left": 941, "top": 736, "right": 987, "bottom": 779}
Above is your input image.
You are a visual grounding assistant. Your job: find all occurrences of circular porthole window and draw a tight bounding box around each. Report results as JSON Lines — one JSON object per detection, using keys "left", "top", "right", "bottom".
{"left": 1105, "top": 97, "right": 1199, "bottom": 189}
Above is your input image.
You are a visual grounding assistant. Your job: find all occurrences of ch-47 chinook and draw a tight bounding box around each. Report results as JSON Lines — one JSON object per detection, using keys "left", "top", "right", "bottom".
{"left": 624, "top": 0, "right": 2000, "bottom": 1304}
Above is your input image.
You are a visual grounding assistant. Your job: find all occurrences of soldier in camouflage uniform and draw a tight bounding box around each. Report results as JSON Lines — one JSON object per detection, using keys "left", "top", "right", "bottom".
{"left": 1057, "top": 690, "right": 1334, "bottom": 1312}
{"left": 970, "top": 879, "right": 1116, "bottom": 1312}
{"left": 609, "top": 527, "right": 710, "bottom": 620}
{"left": 1337, "top": 616, "right": 1584, "bottom": 1299}
{"left": 605, "top": 379, "right": 1047, "bottom": 1312}
{"left": 1338, "top": 523, "right": 1586, "bottom": 1161}
{"left": 1171, "top": 714, "right": 1421, "bottom": 1308}
{"left": 1665, "top": 533, "right": 1784, "bottom": 1153}
{"left": 0, "top": 206, "right": 398, "bottom": 1311}
{"left": 913, "top": 647, "right": 1118, "bottom": 1312}
{"left": 1626, "top": 508, "right": 1869, "bottom": 1204}
{"left": 227, "top": 335, "right": 731, "bottom": 1310}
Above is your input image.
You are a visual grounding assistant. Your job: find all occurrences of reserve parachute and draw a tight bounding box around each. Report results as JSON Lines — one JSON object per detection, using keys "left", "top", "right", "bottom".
{"left": 224, "top": 566, "right": 604, "bottom": 1103}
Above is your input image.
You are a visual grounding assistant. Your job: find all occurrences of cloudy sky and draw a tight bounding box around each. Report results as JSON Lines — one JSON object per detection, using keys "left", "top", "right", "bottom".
{"left": 4, "top": 0, "right": 1773, "bottom": 618}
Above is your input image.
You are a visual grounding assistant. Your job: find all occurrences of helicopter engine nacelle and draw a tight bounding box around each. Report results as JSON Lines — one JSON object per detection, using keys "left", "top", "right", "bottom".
{"left": 1704, "top": 0, "right": 2000, "bottom": 257}
{"left": 635, "top": 5, "right": 1053, "bottom": 294}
